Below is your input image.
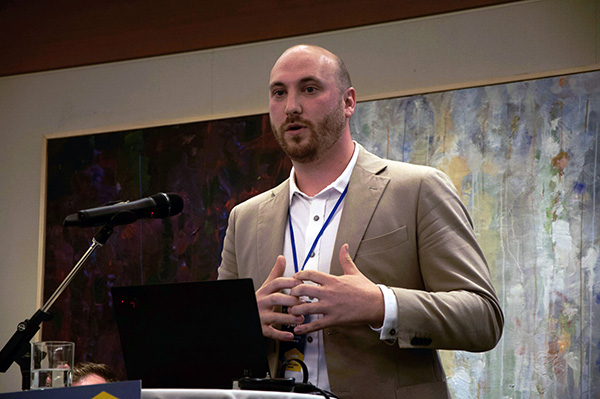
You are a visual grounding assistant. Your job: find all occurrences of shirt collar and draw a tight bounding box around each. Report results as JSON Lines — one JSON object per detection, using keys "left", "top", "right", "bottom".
{"left": 288, "top": 141, "right": 359, "bottom": 204}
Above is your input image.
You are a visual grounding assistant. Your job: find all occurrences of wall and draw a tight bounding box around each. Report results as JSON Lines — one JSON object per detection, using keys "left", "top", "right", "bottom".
{"left": 0, "top": 0, "right": 598, "bottom": 393}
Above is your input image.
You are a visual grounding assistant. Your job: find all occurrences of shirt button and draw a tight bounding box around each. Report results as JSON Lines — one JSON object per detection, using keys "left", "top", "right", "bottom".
{"left": 307, "top": 336, "right": 313, "bottom": 343}
{"left": 390, "top": 329, "right": 396, "bottom": 336}
{"left": 313, "top": 215, "right": 320, "bottom": 221}
{"left": 310, "top": 252, "right": 315, "bottom": 258}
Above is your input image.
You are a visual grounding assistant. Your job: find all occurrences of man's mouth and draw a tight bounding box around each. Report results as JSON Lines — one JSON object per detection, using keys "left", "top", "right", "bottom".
{"left": 285, "top": 123, "right": 306, "bottom": 134}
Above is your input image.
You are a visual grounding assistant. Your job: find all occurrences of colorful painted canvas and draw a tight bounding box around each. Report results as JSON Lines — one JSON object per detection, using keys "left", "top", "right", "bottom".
{"left": 43, "top": 70, "right": 600, "bottom": 397}
{"left": 43, "top": 114, "right": 291, "bottom": 378}
{"left": 351, "top": 70, "right": 600, "bottom": 398}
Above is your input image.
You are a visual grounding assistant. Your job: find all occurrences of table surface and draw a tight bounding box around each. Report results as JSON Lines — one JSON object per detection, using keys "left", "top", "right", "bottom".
{"left": 141, "top": 389, "right": 322, "bottom": 399}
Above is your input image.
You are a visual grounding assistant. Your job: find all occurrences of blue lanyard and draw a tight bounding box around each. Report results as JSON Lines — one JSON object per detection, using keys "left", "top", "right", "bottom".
{"left": 288, "top": 183, "right": 349, "bottom": 273}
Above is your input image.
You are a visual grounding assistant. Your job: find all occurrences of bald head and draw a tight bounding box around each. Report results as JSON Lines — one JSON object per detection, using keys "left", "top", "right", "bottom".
{"left": 272, "top": 45, "right": 352, "bottom": 93}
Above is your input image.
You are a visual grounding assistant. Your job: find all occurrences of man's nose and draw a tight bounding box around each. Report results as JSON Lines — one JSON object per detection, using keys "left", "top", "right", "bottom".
{"left": 285, "top": 93, "right": 301, "bottom": 115}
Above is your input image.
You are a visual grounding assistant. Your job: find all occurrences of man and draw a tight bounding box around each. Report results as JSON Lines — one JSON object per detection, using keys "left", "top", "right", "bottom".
{"left": 218, "top": 44, "right": 503, "bottom": 398}
{"left": 72, "top": 362, "right": 119, "bottom": 386}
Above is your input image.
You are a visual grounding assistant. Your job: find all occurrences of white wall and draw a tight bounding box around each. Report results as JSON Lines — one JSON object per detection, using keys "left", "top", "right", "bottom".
{"left": 1, "top": 0, "right": 598, "bottom": 392}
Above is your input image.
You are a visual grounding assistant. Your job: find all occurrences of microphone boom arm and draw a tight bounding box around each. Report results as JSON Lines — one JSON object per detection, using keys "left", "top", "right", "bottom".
{"left": 0, "top": 224, "right": 114, "bottom": 390}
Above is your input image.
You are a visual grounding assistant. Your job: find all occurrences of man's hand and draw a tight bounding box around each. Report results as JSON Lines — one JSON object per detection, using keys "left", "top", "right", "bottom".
{"left": 288, "top": 244, "right": 384, "bottom": 335}
{"left": 256, "top": 255, "right": 305, "bottom": 341}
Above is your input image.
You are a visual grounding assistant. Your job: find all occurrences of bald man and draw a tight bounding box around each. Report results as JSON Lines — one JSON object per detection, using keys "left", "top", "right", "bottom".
{"left": 219, "top": 45, "right": 503, "bottom": 399}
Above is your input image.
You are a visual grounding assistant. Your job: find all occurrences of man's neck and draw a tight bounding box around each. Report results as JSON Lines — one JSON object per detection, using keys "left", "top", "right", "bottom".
{"left": 292, "top": 138, "right": 355, "bottom": 197}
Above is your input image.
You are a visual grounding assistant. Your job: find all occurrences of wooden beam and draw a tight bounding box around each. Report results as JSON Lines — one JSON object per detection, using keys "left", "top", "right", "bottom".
{"left": 0, "top": 0, "right": 520, "bottom": 76}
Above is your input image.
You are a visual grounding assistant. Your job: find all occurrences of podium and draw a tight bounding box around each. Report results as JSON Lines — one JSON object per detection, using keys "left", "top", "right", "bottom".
{"left": 0, "top": 381, "right": 141, "bottom": 399}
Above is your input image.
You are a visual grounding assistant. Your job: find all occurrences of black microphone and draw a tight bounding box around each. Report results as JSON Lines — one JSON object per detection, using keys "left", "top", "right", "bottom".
{"left": 63, "top": 192, "right": 184, "bottom": 228}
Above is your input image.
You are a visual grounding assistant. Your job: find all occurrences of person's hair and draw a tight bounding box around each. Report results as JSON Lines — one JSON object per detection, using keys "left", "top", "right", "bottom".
{"left": 332, "top": 54, "right": 352, "bottom": 93}
{"left": 72, "top": 362, "right": 119, "bottom": 384}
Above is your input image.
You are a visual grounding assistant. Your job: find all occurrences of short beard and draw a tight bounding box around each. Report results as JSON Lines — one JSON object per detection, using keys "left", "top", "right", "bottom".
{"left": 272, "top": 103, "right": 346, "bottom": 164}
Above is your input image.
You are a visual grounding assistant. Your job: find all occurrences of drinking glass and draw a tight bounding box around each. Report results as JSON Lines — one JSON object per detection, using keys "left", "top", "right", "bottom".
{"left": 30, "top": 341, "right": 75, "bottom": 389}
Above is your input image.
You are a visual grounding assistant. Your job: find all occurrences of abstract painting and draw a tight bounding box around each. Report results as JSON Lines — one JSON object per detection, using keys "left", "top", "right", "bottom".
{"left": 43, "top": 115, "right": 291, "bottom": 378}
{"left": 43, "top": 70, "right": 600, "bottom": 398}
{"left": 351, "top": 70, "right": 600, "bottom": 398}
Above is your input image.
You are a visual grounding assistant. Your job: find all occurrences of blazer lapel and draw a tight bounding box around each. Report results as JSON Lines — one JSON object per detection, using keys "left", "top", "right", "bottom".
{"left": 331, "top": 146, "right": 390, "bottom": 276}
{"left": 257, "top": 180, "right": 290, "bottom": 282}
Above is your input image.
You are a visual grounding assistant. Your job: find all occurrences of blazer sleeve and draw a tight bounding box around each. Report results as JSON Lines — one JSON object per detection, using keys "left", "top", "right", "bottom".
{"left": 391, "top": 168, "right": 504, "bottom": 352}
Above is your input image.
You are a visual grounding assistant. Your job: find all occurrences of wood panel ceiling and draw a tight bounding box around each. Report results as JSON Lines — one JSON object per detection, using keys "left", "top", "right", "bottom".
{"left": 0, "top": 0, "right": 520, "bottom": 77}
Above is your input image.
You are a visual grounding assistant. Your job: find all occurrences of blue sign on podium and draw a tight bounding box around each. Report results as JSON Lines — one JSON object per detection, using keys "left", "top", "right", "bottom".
{"left": 0, "top": 380, "right": 141, "bottom": 399}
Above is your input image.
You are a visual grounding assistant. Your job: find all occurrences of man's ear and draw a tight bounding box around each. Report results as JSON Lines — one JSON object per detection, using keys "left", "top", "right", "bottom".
{"left": 343, "top": 87, "right": 357, "bottom": 118}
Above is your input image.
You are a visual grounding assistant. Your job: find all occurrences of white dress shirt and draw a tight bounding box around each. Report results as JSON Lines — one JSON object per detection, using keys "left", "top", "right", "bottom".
{"left": 282, "top": 142, "right": 398, "bottom": 390}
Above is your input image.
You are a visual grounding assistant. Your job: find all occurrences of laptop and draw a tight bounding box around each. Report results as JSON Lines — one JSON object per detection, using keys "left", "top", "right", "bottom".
{"left": 111, "top": 279, "right": 270, "bottom": 389}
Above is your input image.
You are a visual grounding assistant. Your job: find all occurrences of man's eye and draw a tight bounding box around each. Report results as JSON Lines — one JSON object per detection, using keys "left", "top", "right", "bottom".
{"left": 305, "top": 87, "right": 316, "bottom": 93}
{"left": 273, "top": 89, "right": 285, "bottom": 97}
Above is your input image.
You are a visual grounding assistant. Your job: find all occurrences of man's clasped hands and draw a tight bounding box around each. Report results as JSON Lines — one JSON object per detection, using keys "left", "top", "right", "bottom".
{"left": 255, "top": 243, "right": 386, "bottom": 341}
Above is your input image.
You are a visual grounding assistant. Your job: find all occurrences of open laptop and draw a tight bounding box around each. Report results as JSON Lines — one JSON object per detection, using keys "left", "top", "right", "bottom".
{"left": 111, "top": 279, "right": 270, "bottom": 389}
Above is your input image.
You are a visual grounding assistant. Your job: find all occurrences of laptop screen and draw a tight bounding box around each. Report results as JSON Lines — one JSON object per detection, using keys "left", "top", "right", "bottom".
{"left": 111, "top": 279, "right": 270, "bottom": 389}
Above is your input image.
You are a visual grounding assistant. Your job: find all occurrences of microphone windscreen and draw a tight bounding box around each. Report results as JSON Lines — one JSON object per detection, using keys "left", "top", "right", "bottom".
{"left": 166, "top": 193, "right": 184, "bottom": 216}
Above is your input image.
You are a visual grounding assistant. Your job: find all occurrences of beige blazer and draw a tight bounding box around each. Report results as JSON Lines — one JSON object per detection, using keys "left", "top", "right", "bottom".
{"left": 219, "top": 144, "right": 503, "bottom": 399}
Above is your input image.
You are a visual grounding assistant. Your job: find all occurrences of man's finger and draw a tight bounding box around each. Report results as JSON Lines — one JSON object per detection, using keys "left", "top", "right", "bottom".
{"left": 264, "top": 326, "right": 296, "bottom": 341}
{"left": 289, "top": 283, "right": 322, "bottom": 299}
{"left": 257, "top": 256, "right": 301, "bottom": 294}
{"left": 339, "top": 243, "right": 359, "bottom": 275}
{"left": 294, "top": 269, "right": 333, "bottom": 285}
{"left": 259, "top": 292, "right": 304, "bottom": 309}
{"left": 265, "top": 255, "right": 286, "bottom": 283}
{"left": 294, "top": 317, "right": 326, "bottom": 335}
{"left": 261, "top": 308, "right": 304, "bottom": 326}
{"left": 287, "top": 300, "right": 325, "bottom": 317}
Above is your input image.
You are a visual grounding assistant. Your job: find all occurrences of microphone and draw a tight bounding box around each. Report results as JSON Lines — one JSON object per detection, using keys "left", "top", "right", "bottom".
{"left": 63, "top": 193, "right": 184, "bottom": 228}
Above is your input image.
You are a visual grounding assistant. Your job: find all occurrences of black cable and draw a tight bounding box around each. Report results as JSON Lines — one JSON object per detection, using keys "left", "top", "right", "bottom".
{"left": 277, "top": 358, "right": 340, "bottom": 398}
{"left": 277, "top": 358, "right": 309, "bottom": 383}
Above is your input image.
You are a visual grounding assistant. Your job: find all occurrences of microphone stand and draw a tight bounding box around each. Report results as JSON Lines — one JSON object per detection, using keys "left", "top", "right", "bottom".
{"left": 0, "top": 224, "right": 114, "bottom": 390}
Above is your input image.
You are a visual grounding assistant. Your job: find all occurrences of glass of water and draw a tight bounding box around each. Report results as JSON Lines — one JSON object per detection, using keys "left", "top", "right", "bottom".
{"left": 30, "top": 341, "right": 75, "bottom": 389}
